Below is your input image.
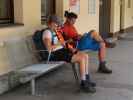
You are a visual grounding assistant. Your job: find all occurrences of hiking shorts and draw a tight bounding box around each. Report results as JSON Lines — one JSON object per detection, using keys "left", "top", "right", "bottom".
{"left": 49, "top": 48, "right": 73, "bottom": 62}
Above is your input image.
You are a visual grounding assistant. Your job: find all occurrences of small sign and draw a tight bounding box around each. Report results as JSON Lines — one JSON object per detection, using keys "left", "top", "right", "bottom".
{"left": 69, "top": 0, "right": 80, "bottom": 14}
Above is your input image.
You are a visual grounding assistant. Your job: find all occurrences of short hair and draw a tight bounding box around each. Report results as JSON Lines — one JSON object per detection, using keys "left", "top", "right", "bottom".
{"left": 47, "top": 15, "right": 63, "bottom": 26}
{"left": 64, "top": 11, "right": 78, "bottom": 19}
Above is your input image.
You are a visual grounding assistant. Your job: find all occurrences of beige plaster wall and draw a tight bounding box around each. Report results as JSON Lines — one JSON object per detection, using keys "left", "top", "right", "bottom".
{"left": 110, "top": 0, "right": 121, "bottom": 33}
{"left": 63, "top": 0, "right": 99, "bottom": 34}
{"left": 0, "top": 0, "right": 42, "bottom": 38}
{"left": 23, "top": 0, "right": 41, "bottom": 27}
{"left": 123, "top": 0, "right": 133, "bottom": 29}
{"left": 110, "top": 0, "right": 133, "bottom": 33}
{"left": 0, "top": 0, "right": 43, "bottom": 75}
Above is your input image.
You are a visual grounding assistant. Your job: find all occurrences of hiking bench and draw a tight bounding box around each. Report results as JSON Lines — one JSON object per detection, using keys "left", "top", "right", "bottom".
{"left": 14, "top": 62, "right": 65, "bottom": 95}
{"left": 15, "top": 62, "right": 78, "bottom": 96}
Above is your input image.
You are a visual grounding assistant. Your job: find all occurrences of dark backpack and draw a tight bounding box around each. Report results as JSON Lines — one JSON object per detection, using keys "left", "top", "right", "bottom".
{"left": 32, "top": 28, "right": 55, "bottom": 61}
{"left": 33, "top": 29, "right": 45, "bottom": 50}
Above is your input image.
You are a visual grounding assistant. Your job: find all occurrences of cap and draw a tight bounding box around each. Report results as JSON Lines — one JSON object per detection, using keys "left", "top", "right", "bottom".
{"left": 47, "top": 15, "right": 63, "bottom": 26}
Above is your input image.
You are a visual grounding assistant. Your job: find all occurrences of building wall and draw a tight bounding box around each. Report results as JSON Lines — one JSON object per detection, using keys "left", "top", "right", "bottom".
{"left": 23, "top": 0, "right": 41, "bottom": 27}
{"left": 110, "top": 0, "right": 121, "bottom": 33}
{"left": 110, "top": 0, "right": 133, "bottom": 33}
{"left": 63, "top": 0, "right": 99, "bottom": 34}
{"left": 0, "top": 0, "right": 42, "bottom": 77}
{"left": 123, "top": 0, "right": 133, "bottom": 29}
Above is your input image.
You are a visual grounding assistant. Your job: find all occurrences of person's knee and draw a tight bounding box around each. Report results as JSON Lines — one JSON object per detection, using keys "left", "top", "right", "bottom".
{"left": 80, "top": 54, "right": 86, "bottom": 61}
{"left": 78, "top": 53, "right": 87, "bottom": 62}
{"left": 83, "top": 52, "right": 89, "bottom": 59}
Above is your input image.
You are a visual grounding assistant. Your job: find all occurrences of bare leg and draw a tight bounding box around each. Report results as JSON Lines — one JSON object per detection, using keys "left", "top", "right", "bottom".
{"left": 98, "top": 42, "right": 112, "bottom": 74}
{"left": 71, "top": 52, "right": 96, "bottom": 93}
{"left": 71, "top": 52, "right": 86, "bottom": 80}
{"left": 98, "top": 42, "right": 106, "bottom": 62}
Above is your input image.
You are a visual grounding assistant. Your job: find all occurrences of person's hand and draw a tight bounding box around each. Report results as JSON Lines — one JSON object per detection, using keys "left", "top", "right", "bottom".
{"left": 51, "top": 45, "right": 57, "bottom": 51}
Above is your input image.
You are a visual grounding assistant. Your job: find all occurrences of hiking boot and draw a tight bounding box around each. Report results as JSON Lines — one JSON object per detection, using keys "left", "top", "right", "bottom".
{"left": 98, "top": 61, "right": 112, "bottom": 74}
{"left": 86, "top": 74, "right": 96, "bottom": 87}
{"left": 105, "top": 42, "right": 116, "bottom": 48}
{"left": 80, "top": 80, "right": 96, "bottom": 93}
{"left": 87, "top": 81, "right": 96, "bottom": 87}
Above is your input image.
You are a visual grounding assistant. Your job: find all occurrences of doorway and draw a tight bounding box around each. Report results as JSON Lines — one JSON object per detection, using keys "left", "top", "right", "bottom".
{"left": 120, "top": 0, "right": 124, "bottom": 32}
{"left": 41, "top": 0, "right": 56, "bottom": 24}
{"left": 99, "top": 0, "right": 111, "bottom": 38}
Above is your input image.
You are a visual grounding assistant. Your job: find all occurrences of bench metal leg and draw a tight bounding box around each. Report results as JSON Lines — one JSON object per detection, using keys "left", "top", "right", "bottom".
{"left": 31, "top": 79, "right": 35, "bottom": 95}
{"left": 71, "top": 63, "right": 80, "bottom": 85}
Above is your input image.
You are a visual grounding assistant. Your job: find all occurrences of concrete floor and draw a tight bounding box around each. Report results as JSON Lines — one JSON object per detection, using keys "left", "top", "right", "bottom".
{"left": 1, "top": 32, "right": 133, "bottom": 100}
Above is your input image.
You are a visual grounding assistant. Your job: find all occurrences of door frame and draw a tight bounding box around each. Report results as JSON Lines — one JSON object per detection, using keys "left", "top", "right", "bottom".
{"left": 99, "top": 0, "right": 111, "bottom": 38}
{"left": 120, "top": 0, "right": 125, "bottom": 32}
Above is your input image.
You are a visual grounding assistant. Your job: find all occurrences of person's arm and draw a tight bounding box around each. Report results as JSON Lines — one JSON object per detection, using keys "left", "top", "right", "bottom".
{"left": 72, "top": 27, "right": 82, "bottom": 40}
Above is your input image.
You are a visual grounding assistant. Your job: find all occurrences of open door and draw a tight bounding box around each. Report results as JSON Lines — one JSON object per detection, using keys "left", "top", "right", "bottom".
{"left": 99, "top": 0, "right": 111, "bottom": 38}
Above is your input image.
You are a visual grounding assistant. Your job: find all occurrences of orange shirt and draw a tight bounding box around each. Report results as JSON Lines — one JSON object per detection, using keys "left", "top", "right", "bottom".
{"left": 55, "top": 29, "right": 74, "bottom": 50}
{"left": 63, "top": 22, "right": 78, "bottom": 39}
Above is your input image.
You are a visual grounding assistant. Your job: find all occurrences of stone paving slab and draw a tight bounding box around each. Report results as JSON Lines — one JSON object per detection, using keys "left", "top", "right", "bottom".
{"left": 1, "top": 87, "right": 133, "bottom": 100}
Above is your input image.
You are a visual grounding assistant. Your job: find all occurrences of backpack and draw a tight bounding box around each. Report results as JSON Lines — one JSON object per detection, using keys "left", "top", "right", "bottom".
{"left": 32, "top": 28, "right": 55, "bottom": 61}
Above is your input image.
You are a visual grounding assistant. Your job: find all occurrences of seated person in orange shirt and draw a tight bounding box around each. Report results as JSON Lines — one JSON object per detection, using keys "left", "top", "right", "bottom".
{"left": 62, "top": 11, "right": 112, "bottom": 74}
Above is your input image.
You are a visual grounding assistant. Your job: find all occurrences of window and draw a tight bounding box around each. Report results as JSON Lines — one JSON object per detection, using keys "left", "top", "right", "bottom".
{"left": 88, "top": 0, "right": 96, "bottom": 15}
{"left": 0, "top": 0, "right": 14, "bottom": 25}
{"left": 41, "top": 0, "right": 55, "bottom": 24}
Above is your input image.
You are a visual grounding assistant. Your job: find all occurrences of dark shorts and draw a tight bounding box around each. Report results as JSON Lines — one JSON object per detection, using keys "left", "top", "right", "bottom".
{"left": 49, "top": 48, "right": 73, "bottom": 62}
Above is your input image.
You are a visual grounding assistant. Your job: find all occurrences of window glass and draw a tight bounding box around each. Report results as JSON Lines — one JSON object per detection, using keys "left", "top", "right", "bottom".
{"left": 41, "top": 0, "right": 55, "bottom": 24}
{"left": 0, "top": 0, "right": 14, "bottom": 24}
